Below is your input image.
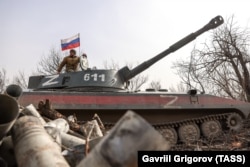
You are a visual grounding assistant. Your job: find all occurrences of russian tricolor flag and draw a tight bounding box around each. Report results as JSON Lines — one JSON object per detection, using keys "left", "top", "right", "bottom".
{"left": 61, "top": 33, "right": 80, "bottom": 51}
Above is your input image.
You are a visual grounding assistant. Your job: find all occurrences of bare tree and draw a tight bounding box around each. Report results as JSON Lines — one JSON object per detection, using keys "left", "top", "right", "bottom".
{"left": 168, "top": 82, "right": 192, "bottom": 93}
{"left": 0, "top": 68, "right": 8, "bottom": 93}
{"left": 13, "top": 70, "right": 28, "bottom": 89}
{"left": 0, "top": 69, "right": 28, "bottom": 92}
{"left": 148, "top": 80, "right": 162, "bottom": 90}
{"left": 37, "top": 47, "right": 63, "bottom": 75}
{"left": 128, "top": 74, "right": 148, "bottom": 91}
{"left": 103, "top": 60, "right": 148, "bottom": 91}
{"left": 173, "top": 15, "right": 250, "bottom": 101}
{"left": 173, "top": 49, "right": 207, "bottom": 94}
{"left": 103, "top": 59, "right": 120, "bottom": 70}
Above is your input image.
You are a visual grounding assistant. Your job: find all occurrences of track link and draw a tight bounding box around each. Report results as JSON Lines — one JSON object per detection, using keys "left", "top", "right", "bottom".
{"left": 102, "top": 113, "right": 240, "bottom": 146}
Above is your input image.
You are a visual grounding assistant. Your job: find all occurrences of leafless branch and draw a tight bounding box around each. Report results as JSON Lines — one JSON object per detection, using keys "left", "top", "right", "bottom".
{"left": 173, "top": 15, "right": 250, "bottom": 101}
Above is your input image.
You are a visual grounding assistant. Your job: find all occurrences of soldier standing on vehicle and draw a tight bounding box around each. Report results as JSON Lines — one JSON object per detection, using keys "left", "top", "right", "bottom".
{"left": 57, "top": 49, "right": 80, "bottom": 73}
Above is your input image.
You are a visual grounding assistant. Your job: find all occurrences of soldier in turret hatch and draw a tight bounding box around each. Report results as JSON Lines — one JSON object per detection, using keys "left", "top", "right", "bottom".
{"left": 79, "top": 53, "right": 89, "bottom": 70}
{"left": 57, "top": 49, "right": 80, "bottom": 73}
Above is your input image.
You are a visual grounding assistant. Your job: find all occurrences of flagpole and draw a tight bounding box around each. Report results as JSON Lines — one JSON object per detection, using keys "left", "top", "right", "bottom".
{"left": 79, "top": 46, "right": 80, "bottom": 56}
{"left": 78, "top": 33, "right": 81, "bottom": 56}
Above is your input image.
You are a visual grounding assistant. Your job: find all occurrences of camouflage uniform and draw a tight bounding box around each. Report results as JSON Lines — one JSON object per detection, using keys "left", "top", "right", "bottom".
{"left": 57, "top": 55, "right": 80, "bottom": 73}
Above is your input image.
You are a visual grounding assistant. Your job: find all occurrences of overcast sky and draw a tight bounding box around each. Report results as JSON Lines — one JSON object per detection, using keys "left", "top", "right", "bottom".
{"left": 1, "top": 0, "right": 250, "bottom": 89}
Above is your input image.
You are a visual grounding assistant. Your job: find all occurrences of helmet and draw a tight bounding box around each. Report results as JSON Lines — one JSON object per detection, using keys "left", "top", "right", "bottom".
{"left": 82, "top": 53, "right": 87, "bottom": 57}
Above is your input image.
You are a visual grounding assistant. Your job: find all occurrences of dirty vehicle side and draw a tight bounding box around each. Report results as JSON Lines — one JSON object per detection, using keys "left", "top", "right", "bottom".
{"left": 19, "top": 16, "right": 250, "bottom": 145}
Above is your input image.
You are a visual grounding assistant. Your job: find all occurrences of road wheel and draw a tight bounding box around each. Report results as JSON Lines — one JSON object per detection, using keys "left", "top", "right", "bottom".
{"left": 226, "top": 113, "right": 243, "bottom": 132}
{"left": 201, "top": 120, "right": 221, "bottom": 138}
{"left": 161, "top": 128, "right": 178, "bottom": 146}
{"left": 178, "top": 124, "right": 200, "bottom": 143}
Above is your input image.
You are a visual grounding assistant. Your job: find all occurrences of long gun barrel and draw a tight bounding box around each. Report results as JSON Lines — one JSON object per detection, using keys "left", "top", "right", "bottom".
{"left": 119, "top": 15, "right": 224, "bottom": 81}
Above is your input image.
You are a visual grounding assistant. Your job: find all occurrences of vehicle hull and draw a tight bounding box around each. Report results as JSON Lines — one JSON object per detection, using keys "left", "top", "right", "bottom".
{"left": 19, "top": 91, "right": 250, "bottom": 123}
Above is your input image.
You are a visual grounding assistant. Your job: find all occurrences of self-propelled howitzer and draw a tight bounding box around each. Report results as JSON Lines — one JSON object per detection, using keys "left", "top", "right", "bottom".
{"left": 28, "top": 16, "right": 224, "bottom": 91}
{"left": 19, "top": 16, "right": 250, "bottom": 146}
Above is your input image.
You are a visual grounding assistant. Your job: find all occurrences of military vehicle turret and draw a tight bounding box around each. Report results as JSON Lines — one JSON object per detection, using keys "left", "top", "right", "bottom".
{"left": 27, "top": 16, "right": 223, "bottom": 92}
{"left": 18, "top": 16, "right": 250, "bottom": 145}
